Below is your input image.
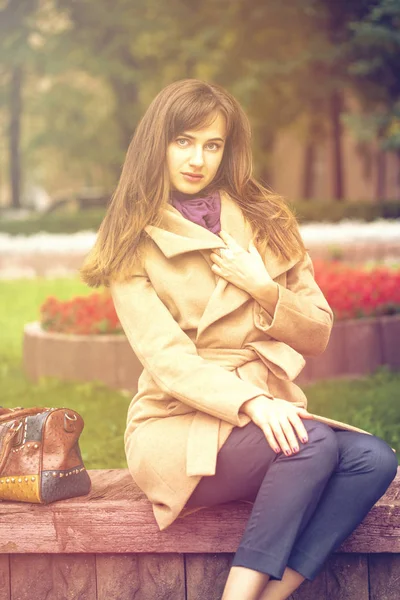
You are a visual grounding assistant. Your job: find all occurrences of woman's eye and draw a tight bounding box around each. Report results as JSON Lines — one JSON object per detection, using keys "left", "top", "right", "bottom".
{"left": 206, "top": 143, "right": 220, "bottom": 151}
{"left": 176, "top": 138, "right": 220, "bottom": 151}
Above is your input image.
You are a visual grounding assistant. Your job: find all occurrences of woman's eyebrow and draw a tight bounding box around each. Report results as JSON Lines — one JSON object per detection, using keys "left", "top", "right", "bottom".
{"left": 181, "top": 133, "right": 225, "bottom": 143}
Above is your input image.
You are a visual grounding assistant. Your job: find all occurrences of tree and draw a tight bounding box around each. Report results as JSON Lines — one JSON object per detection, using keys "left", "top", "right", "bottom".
{"left": 0, "top": 0, "right": 39, "bottom": 208}
{"left": 346, "top": 0, "right": 400, "bottom": 200}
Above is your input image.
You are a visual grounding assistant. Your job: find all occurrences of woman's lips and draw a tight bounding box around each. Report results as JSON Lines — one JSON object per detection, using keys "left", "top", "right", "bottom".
{"left": 181, "top": 172, "right": 204, "bottom": 182}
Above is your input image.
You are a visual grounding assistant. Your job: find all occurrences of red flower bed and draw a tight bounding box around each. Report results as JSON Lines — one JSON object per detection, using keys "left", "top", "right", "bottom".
{"left": 39, "top": 262, "right": 400, "bottom": 334}
{"left": 40, "top": 292, "right": 123, "bottom": 335}
{"left": 313, "top": 260, "right": 400, "bottom": 321}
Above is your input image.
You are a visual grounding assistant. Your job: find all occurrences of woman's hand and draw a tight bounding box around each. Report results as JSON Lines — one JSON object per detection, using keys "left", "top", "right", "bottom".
{"left": 240, "top": 395, "right": 314, "bottom": 455}
{"left": 210, "top": 230, "right": 273, "bottom": 294}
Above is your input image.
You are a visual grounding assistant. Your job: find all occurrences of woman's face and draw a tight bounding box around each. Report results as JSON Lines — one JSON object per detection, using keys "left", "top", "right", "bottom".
{"left": 166, "top": 111, "right": 227, "bottom": 195}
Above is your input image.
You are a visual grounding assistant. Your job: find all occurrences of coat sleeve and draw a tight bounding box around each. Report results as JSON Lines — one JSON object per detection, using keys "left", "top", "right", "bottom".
{"left": 110, "top": 273, "right": 273, "bottom": 426}
{"left": 253, "top": 253, "right": 334, "bottom": 356}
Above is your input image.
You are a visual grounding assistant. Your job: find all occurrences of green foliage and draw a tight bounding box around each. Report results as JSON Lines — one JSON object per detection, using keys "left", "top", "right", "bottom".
{"left": 346, "top": 0, "right": 400, "bottom": 149}
{"left": 1, "top": 200, "right": 399, "bottom": 235}
{"left": 0, "top": 208, "right": 106, "bottom": 234}
{"left": 304, "top": 366, "right": 400, "bottom": 454}
{"left": 2, "top": 0, "right": 400, "bottom": 203}
{"left": 290, "top": 199, "right": 400, "bottom": 222}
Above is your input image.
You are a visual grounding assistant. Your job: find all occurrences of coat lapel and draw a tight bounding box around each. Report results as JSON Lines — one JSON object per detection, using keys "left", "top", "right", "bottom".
{"left": 144, "top": 205, "right": 226, "bottom": 257}
{"left": 144, "top": 191, "right": 299, "bottom": 339}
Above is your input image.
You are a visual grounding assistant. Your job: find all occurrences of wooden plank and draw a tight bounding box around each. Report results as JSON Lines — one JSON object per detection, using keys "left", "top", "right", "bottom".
{"left": 291, "top": 567, "right": 327, "bottom": 599}
{"left": 325, "top": 554, "right": 369, "bottom": 600}
{"left": 96, "top": 555, "right": 140, "bottom": 600}
{"left": 339, "top": 503, "right": 400, "bottom": 553}
{"left": 10, "top": 554, "right": 96, "bottom": 600}
{"left": 97, "top": 554, "right": 185, "bottom": 600}
{"left": 368, "top": 554, "right": 400, "bottom": 600}
{"left": 0, "top": 555, "right": 10, "bottom": 600}
{"left": 185, "top": 554, "right": 232, "bottom": 600}
{"left": 0, "top": 469, "right": 398, "bottom": 554}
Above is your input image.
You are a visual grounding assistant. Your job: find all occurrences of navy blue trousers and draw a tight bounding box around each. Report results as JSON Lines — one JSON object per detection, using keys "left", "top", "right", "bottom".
{"left": 185, "top": 419, "right": 398, "bottom": 581}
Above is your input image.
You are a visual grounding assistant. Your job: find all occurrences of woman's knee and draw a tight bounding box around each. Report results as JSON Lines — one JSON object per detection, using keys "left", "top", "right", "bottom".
{"left": 297, "top": 420, "right": 339, "bottom": 472}
{"left": 378, "top": 442, "right": 398, "bottom": 486}
{"left": 339, "top": 432, "right": 398, "bottom": 487}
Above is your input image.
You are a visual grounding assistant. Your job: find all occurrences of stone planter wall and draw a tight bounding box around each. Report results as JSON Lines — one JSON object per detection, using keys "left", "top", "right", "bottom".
{"left": 23, "top": 322, "right": 143, "bottom": 393}
{"left": 296, "top": 314, "right": 400, "bottom": 385}
{"left": 23, "top": 315, "right": 400, "bottom": 393}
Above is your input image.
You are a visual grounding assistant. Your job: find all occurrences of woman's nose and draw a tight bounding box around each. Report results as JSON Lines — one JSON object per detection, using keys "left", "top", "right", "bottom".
{"left": 189, "top": 147, "right": 204, "bottom": 167}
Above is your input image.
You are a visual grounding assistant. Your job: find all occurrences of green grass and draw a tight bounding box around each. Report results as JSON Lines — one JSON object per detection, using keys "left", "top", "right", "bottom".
{"left": 0, "top": 362, "right": 130, "bottom": 469}
{"left": 0, "top": 277, "right": 131, "bottom": 469}
{"left": 0, "top": 277, "right": 92, "bottom": 363}
{"left": 1, "top": 278, "right": 399, "bottom": 469}
{"left": 306, "top": 368, "right": 400, "bottom": 452}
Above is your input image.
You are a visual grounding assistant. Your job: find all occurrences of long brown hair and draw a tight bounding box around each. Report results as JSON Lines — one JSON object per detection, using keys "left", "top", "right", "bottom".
{"left": 80, "top": 78, "right": 306, "bottom": 288}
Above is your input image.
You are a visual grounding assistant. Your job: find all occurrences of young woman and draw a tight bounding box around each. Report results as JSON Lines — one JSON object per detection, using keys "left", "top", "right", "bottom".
{"left": 80, "top": 79, "right": 398, "bottom": 600}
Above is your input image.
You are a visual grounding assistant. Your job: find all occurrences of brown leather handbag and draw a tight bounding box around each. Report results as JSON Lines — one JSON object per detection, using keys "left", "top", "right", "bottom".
{"left": 0, "top": 406, "right": 91, "bottom": 503}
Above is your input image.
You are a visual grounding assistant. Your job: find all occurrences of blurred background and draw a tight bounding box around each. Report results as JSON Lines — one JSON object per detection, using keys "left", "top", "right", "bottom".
{"left": 0, "top": 0, "right": 399, "bottom": 469}
{"left": 1, "top": 0, "right": 400, "bottom": 214}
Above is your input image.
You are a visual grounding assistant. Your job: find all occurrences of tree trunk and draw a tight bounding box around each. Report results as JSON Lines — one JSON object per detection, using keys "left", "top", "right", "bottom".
{"left": 330, "top": 90, "right": 344, "bottom": 201}
{"left": 375, "top": 146, "right": 386, "bottom": 203}
{"left": 302, "top": 111, "right": 325, "bottom": 201}
{"left": 257, "top": 126, "right": 275, "bottom": 189}
{"left": 107, "top": 77, "right": 139, "bottom": 184}
{"left": 397, "top": 151, "right": 400, "bottom": 201}
{"left": 302, "top": 140, "right": 316, "bottom": 200}
{"left": 9, "top": 66, "right": 23, "bottom": 209}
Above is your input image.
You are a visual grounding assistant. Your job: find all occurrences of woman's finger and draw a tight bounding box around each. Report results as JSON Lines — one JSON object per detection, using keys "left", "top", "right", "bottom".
{"left": 209, "top": 252, "right": 223, "bottom": 263}
{"left": 295, "top": 407, "right": 315, "bottom": 420}
{"left": 288, "top": 413, "right": 309, "bottom": 444}
{"left": 269, "top": 417, "right": 292, "bottom": 455}
{"left": 259, "top": 422, "right": 281, "bottom": 454}
{"left": 279, "top": 417, "right": 300, "bottom": 454}
{"left": 219, "top": 230, "right": 241, "bottom": 250}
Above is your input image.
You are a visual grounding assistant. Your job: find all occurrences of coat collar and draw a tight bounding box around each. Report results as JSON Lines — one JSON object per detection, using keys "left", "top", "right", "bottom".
{"left": 144, "top": 190, "right": 299, "bottom": 340}
{"left": 144, "top": 190, "right": 297, "bottom": 280}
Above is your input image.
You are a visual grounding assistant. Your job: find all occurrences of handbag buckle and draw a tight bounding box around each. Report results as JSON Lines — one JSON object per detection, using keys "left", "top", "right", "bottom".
{"left": 10, "top": 421, "right": 24, "bottom": 446}
{"left": 64, "top": 412, "right": 77, "bottom": 433}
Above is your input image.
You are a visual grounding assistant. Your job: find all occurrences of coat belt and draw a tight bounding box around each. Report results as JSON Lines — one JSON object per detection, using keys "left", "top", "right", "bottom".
{"left": 186, "top": 342, "right": 306, "bottom": 477}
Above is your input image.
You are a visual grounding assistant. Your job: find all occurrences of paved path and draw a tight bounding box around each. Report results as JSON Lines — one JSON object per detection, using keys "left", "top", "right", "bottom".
{"left": 1, "top": 222, "right": 399, "bottom": 278}
{"left": 1, "top": 242, "right": 399, "bottom": 278}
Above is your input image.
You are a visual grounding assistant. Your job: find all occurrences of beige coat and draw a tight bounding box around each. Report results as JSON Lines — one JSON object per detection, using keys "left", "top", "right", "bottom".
{"left": 110, "top": 190, "right": 373, "bottom": 532}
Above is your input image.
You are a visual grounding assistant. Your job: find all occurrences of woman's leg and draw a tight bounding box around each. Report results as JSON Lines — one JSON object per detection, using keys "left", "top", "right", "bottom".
{"left": 281, "top": 430, "right": 398, "bottom": 583}
{"left": 185, "top": 421, "right": 279, "bottom": 600}
{"left": 186, "top": 420, "right": 279, "bottom": 508}
{"left": 186, "top": 422, "right": 397, "bottom": 600}
{"left": 257, "top": 431, "right": 398, "bottom": 600}
{"left": 185, "top": 419, "right": 341, "bottom": 600}
{"left": 228, "top": 420, "right": 339, "bottom": 581}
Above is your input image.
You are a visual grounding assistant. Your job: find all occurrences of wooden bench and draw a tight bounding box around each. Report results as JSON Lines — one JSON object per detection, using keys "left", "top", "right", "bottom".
{"left": 0, "top": 468, "right": 399, "bottom": 600}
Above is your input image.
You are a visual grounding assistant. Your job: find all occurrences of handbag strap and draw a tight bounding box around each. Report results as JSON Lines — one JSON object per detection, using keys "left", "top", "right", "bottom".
{"left": 0, "top": 407, "right": 50, "bottom": 424}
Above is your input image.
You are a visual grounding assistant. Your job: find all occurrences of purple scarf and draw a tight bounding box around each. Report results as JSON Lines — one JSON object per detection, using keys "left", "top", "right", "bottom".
{"left": 170, "top": 189, "right": 221, "bottom": 234}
